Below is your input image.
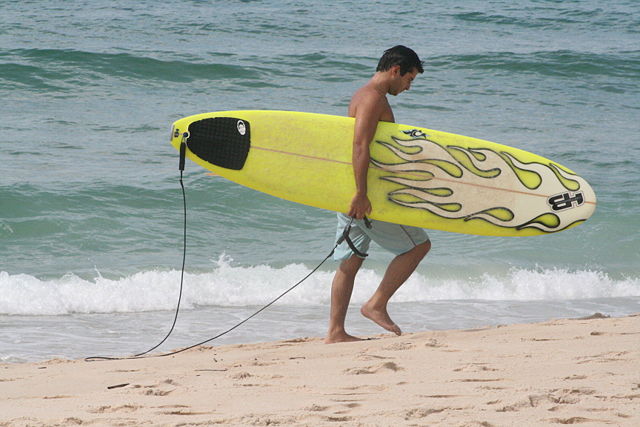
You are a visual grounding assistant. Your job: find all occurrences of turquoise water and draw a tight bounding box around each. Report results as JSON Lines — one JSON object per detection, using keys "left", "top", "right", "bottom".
{"left": 1, "top": 0, "right": 639, "bottom": 362}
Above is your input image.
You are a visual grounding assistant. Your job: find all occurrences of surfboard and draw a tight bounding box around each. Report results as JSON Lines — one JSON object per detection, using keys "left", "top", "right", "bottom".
{"left": 170, "top": 110, "right": 596, "bottom": 237}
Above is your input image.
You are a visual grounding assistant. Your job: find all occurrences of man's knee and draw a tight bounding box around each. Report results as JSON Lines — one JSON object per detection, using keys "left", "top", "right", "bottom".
{"left": 338, "top": 254, "right": 364, "bottom": 275}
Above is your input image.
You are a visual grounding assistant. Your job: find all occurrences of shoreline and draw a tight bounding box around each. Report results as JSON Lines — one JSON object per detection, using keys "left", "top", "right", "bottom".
{"left": 1, "top": 314, "right": 639, "bottom": 426}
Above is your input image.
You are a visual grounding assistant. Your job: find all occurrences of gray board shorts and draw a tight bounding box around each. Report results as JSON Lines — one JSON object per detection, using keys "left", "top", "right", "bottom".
{"left": 333, "top": 212, "right": 430, "bottom": 262}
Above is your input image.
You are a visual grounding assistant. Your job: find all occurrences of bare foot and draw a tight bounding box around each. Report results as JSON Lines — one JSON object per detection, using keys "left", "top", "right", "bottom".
{"left": 324, "top": 331, "right": 364, "bottom": 344}
{"left": 360, "top": 303, "right": 402, "bottom": 336}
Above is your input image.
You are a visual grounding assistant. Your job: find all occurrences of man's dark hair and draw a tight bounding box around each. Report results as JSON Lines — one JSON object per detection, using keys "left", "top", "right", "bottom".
{"left": 376, "top": 45, "right": 424, "bottom": 75}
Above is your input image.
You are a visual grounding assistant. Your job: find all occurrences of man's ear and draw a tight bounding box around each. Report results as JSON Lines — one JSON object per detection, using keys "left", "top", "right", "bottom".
{"left": 390, "top": 64, "right": 401, "bottom": 76}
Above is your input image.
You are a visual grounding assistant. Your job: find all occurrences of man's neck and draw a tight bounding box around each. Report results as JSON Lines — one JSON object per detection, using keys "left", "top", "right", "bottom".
{"left": 369, "top": 72, "right": 391, "bottom": 96}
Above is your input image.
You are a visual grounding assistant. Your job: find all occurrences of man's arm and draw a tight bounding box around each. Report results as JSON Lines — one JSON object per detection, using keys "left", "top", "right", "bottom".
{"left": 348, "top": 94, "right": 383, "bottom": 219}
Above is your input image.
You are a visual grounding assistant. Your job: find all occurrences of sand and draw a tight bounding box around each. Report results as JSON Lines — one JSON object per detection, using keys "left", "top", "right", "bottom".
{"left": 1, "top": 313, "right": 639, "bottom": 426}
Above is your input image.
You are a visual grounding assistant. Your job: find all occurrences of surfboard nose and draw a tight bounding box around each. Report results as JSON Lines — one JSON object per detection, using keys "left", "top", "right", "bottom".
{"left": 554, "top": 177, "right": 597, "bottom": 231}
{"left": 581, "top": 179, "right": 597, "bottom": 217}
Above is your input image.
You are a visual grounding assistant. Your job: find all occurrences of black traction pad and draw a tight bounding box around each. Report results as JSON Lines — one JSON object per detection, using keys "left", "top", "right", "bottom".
{"left": 186, "top": 117, "right": 250, "bottom": 170}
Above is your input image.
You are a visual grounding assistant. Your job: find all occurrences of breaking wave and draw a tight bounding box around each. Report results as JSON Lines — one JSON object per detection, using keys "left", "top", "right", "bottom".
{"left": 1, "top": 255, "right": 638, "bottom": 316}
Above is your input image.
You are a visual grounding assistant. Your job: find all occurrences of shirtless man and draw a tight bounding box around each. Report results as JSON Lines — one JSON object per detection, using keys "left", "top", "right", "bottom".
{"left": 326, "top": 46, "right": 431, "bottom": 344}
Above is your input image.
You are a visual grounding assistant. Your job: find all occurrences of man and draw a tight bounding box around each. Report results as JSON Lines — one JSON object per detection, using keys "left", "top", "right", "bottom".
{"left": 326, "top": 46, "right": 431, "bottom": 344}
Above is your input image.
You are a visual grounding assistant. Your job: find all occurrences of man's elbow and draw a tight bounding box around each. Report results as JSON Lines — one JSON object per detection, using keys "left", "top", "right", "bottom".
{"left": 353, "top": 138, "right": 372, "bottom": 149}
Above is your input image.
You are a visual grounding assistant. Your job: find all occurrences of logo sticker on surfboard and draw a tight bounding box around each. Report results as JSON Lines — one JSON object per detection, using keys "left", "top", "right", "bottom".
{"left": 548, "top": 191, "right": 585, "bottom": 211}
{"left": 237, "top": 120, "right": 247, "bottom": 136}
{"left": 402, "top": 129, "right": 428, "bottom": 139}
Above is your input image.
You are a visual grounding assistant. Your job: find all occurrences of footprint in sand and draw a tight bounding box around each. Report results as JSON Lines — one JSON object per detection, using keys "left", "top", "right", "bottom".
{"left": 497, "top": 389, "right": 593, "bottom": 413}
{"left": 425, "top": 338, "right": 446, "bottom": 348}
{"left": 229, "top": 371, "right": 253, "bottom": 380}
{"left": 159, "top": 409, "right": 212, "bottom": 416}
{"left": 325, "top": 416, "right": 353, "bottom": 422}
{"left": 306, "top": 404, "right": 329, "bottom": 412}
{"left": 404, "top": 407, "right": 447, "bottom": 419}
{"left": 139, "top": 379, "right": 179, "bottom": 396}
{"left": 454, "top": 363, "right": 499, "bottom": 372}
{"left": 575, "top": 351, "right": 630, "bottom": 364}
{"left": 156, "top": 403, "right": 213, "bottom": 416}
{"left": 382, "top": 342, "right": 414, "bottom": 351}
{"left": 89, "top": 404, "right": 140, "bottom": 414}
{"left": 356, "top": 353, "right": 393, "bottom": 361}
{"left": 344, "top": 362, "right": 403, "bottom": 375}
{"left": 546, "top": 416, "right": 607, "bottom": 424}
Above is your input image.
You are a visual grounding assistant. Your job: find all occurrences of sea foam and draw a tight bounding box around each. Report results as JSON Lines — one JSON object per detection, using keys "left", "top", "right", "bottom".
{"left": 1, "top": 255, "right": 638, "bottom": 316}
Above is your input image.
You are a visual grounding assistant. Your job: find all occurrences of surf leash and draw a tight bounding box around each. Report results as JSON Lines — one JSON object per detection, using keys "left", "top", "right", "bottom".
{"left": 340, "top": 216, "right": 371, "bottom": 258}
{"left": 86, "top": 136, "right": 364, "bottom": 361}
{"left": 85, "top": 134, "right": 190, "bottom": 362}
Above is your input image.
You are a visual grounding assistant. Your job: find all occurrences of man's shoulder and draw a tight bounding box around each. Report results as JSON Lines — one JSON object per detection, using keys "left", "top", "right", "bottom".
{"left": 349, "top": 80, "right": 392, "bottom": 120}
{"left": 351, "top": 84, "right": 387, "bottom": 110}
{"left": 354, "top": 83, "right": 384, "bottom": 99}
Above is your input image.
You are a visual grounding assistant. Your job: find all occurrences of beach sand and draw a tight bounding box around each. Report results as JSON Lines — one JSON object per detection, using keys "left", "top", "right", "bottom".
{"left": 1, "top": 314, "right": 639, "bottom": 426}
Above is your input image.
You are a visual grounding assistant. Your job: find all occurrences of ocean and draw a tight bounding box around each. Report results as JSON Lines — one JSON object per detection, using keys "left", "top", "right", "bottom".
{"left": 1, "top": 0, "right": 638, "bottom": 363}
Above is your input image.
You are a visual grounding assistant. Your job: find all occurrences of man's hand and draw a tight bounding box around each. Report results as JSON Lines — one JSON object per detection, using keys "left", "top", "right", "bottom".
{"left": 348, "top": 193, "right": 372, "bottom": 219}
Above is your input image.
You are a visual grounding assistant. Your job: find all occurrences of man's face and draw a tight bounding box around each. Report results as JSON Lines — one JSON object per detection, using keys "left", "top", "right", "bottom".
{"left": 389, "top": 67, "right": 419, "bottom": 96}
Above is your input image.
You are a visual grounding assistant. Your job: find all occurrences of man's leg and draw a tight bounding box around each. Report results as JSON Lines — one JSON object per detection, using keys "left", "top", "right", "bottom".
{"left": 325, "top": 254, "right": 365, "bottom": 343}
{"left": 361, "top": 240, "right": 431, "bottom": 335}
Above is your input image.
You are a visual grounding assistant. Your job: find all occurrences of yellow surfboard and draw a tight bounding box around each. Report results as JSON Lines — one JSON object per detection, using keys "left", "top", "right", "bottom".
{"left": 170, "top": 110, "right": 596, "bottom": 236}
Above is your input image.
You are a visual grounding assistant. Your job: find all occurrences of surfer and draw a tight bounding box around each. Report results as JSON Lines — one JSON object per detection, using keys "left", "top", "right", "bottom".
{"left": 326, "top": 46, "right": 431, "bottom": 344}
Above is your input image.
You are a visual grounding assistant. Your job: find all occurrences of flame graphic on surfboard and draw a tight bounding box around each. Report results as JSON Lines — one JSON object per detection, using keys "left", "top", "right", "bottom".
{"left": 371, "top": 130, "right": 596, "bottom": 233}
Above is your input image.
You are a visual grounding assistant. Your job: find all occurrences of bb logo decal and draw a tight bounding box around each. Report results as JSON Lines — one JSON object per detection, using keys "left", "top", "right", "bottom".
{"left": 402, "top": 129, "right": 428, "bottom": 139}
{"left": 548, "top": 191, "right": 584, "bottom": 211}
{"left": 237, "top": 120, "right": 246, "bottom": 136}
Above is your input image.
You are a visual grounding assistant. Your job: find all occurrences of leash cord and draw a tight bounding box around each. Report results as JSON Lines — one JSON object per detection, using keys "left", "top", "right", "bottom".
{"left": 145, "top": 247, "right": 336, "bottom": 359}
{"left": 133, "top": 170, "right": 187, "bottom": 358}
{"left": 85, "top": 168, "right": 341, "bottom": 362}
